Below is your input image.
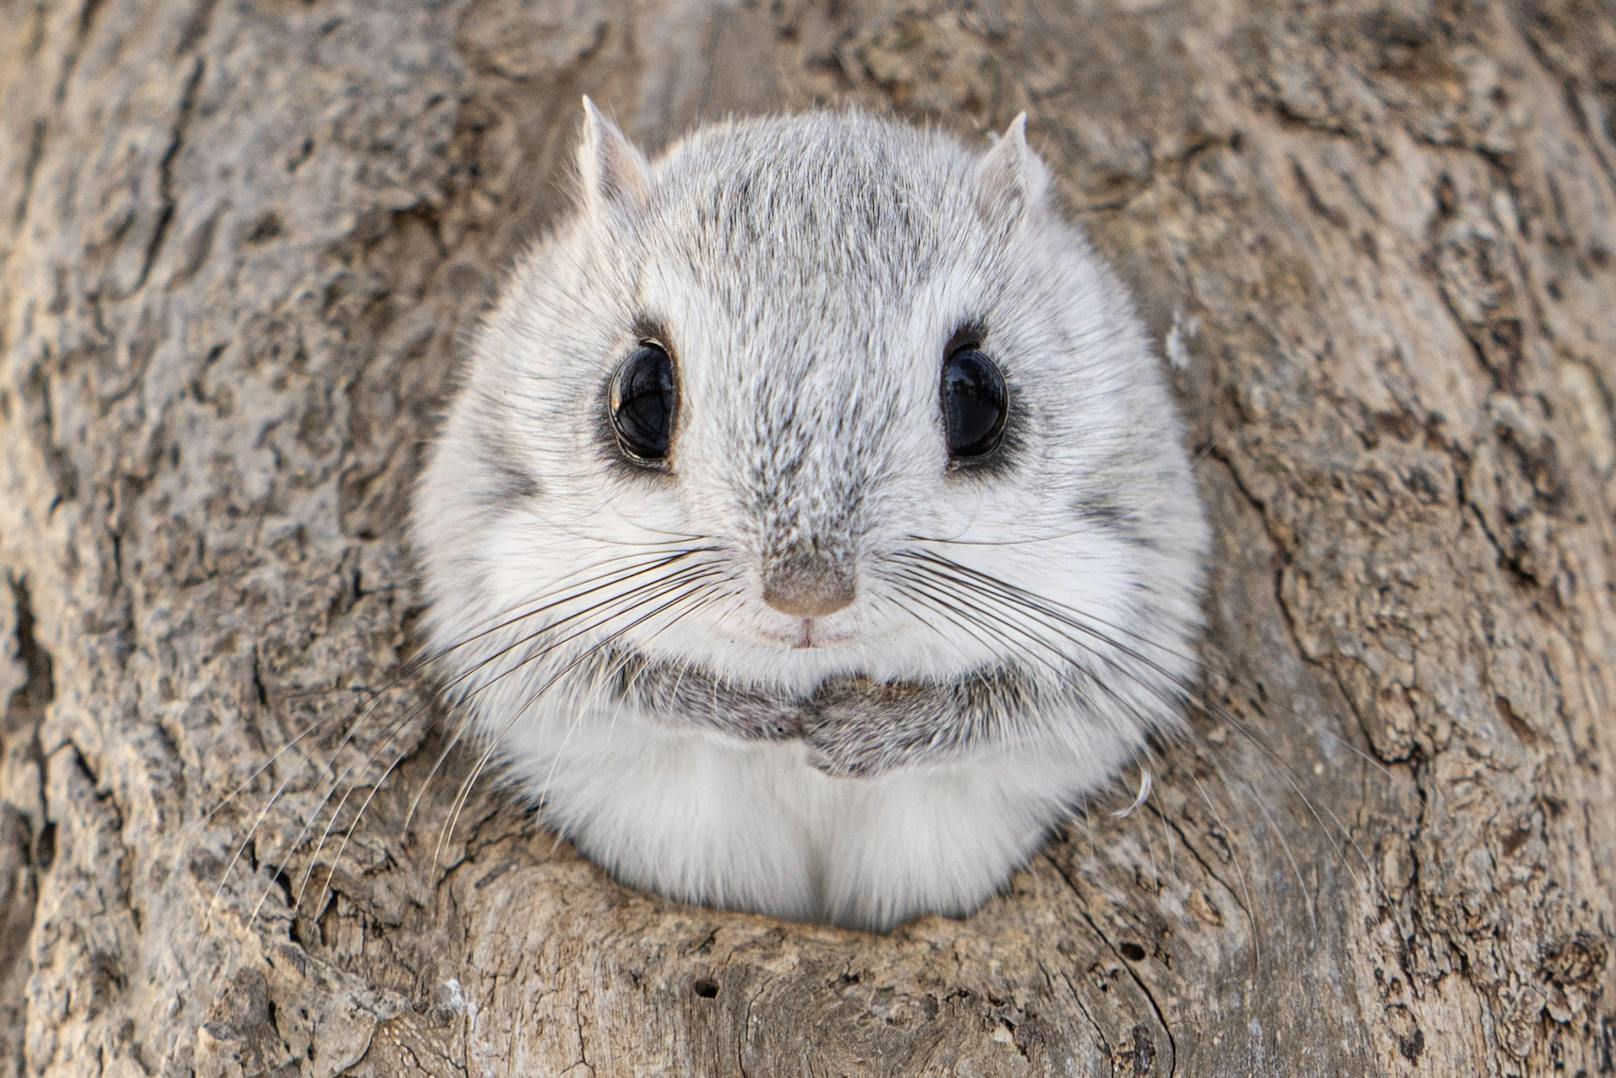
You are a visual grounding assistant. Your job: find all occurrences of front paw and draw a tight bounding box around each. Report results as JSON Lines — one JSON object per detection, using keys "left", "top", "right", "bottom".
{"left": 722, "top": 695, "right": 808, "bottom": 741}
{"left": 803, "top": 677, "right": 912, "bottom": 778}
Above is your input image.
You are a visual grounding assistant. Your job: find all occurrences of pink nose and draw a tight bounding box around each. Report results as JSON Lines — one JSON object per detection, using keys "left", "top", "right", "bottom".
{"left": 762, "top": 578, "right": 856, "bottom": 618}
{"left": 761, "top": 553, "right": 856, "bottom": 618}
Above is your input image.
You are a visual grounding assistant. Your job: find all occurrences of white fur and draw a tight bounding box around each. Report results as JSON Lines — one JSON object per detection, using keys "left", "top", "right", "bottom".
{"left": 411, "top": 109, "right": 1208, "bottom": 930}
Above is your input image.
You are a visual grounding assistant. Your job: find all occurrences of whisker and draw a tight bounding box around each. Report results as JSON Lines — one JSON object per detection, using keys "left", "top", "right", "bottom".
{"left": 310, "top": 563, "right": 722, "bottom": 916}
{"left": 405, "top": 561, "right": 721, "bottom": 831}
{"left": 911, "top": 550, "right": 1392, "bottom": 779}
{"left": 247, "top": 552, "right": 717, "bottom": 923}
{"left": 423, "top": 549, "right": 709, "bottom": 703}
{"left": 1230, "top": 771, "right": 1317, "bottom": 936}
{"left": 1187, "top": 768, "right": 1263, "bottom": 984}
{"left": 536, "top": 581, "right": 729, "bottom": 835}
{"left": 904, "top": 524, "right": 1115, "bottom": 549}
{"left": 210, "top": 763, "right": 302, "bottom": 920}
{"left": 894, "top": 570, "right": 1079, "bottom": 692}
{"left": 896, "top": 567, "right": 1175, "bottom": 746}
{"left": 873, "top": 573, "right": 986, "bottom": 673}
{"left": 905, "top": 552, "right": 1373, "bottom": 882}
{"left": 434, "top": 570, "right": 725, "bottom": 869}
{"left": 594, "top": 579, "right": 748, "bottom": 780}
{"left": 284, "top": 681, "right": 445, "bottom": 915}
{"left": 207, "top": 546, "right": 705, "bottom": 826}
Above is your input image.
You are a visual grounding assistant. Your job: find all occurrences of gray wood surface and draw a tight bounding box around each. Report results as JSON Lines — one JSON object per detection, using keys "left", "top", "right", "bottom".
{"left": 2, "top": 0, "right": 1613, "bottom": 1073}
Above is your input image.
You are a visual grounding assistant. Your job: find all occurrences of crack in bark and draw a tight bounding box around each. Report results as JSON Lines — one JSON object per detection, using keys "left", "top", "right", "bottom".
{"left": 1511, "top": 8, "right": 1616, "bottom": 201}
{"left": 1203, "top": 447, "right": 1408, "bottom": 775}
{"left": 10, "top": 120, "right": 47, "bottom": 229}
{"left": 127, "top": 54, "right": 205, "bottom": 297}
{"left": 1, "top": 574, "right": 55, "bottom": 1076}
{"left": 1041, "top": 851, "right": 1179, "bottom": 1075}
{"left": 7, "top": 0, "right": 111, "bottom": 244}
{"left": 1044, "top": 960, "right": 1116, "bottom": 1075}
{"left": 1453, "top": 465, "right": 1539, "bottom": 590}
{"left": 1142, "top": 802, "right": 1250, "bottom": 930}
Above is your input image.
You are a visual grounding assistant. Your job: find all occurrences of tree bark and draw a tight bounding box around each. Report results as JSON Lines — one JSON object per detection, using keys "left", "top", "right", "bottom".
{"left": 3, "top": 0, "right": 1614, "bottom": 1073}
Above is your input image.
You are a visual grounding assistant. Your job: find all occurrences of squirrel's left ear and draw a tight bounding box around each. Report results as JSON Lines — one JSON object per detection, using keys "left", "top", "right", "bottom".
{"left": 975, "top": 113, "right": 1050, "bottom": 231}
{"left": 577, "top": 96, "right": 652, "bottom": 216}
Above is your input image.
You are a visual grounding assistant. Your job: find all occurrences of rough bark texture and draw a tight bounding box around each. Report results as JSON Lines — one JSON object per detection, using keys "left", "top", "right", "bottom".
{"left": 2, "top": 0, "right": 1614, "bottom": 1073}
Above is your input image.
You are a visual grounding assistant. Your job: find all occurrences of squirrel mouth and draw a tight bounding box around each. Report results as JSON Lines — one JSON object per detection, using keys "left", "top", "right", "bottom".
{"left": 757, "top": 620, "right": 852, "bottom": 650}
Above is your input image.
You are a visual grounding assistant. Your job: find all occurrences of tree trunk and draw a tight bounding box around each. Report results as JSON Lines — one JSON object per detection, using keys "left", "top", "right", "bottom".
{"left": 3, "top": 0, "right": 1614, "bottom": 1073}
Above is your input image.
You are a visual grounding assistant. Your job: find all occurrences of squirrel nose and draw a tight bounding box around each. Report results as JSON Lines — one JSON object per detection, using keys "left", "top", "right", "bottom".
{"left": 761, "top": 555, "right": 856, "bottom": 618}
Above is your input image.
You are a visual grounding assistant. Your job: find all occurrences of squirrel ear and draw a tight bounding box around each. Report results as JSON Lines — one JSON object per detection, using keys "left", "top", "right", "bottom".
{"left": 975, "top": 113, "right": 1049, "bottom": 230}
{"left": 577, "top": 96, "right": 652, "bottom": 215}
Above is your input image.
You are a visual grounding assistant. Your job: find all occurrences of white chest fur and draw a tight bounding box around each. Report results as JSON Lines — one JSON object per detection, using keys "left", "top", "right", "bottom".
{"left": 491, "top": 699, "right": 1125, "bottom": 930}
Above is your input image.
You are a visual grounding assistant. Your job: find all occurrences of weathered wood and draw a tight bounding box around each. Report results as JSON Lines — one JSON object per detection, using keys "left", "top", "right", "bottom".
{"left": 2, "top": 0, "right": 1613, "bottom": 1073}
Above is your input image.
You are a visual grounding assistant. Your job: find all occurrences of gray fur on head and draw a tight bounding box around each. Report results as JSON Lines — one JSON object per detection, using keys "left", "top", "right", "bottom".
{"left": 411, "top": 102, "right": 1208, "bottom": 930}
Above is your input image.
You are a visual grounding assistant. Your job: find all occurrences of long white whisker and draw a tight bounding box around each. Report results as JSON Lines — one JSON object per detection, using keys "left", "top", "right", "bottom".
{"left": 207, "top": 547, "right": 705, "bottom": 830}
{"left": 432, "top": 567, "right": 724, "bottom": 870}
{"left": 310, "top": 563, "right": 722, "bottom": 916}
{"left": 904, "top": 549, "right": 1370, "bottom": 892}
{"left": 538, "top": 583, "right": 730, "bottom": 854}
{"left": 910, "top": 553, "right": 1372, "bottom": 883}
{"left": 229, "top": 551, "right": 711, "bottom": 920}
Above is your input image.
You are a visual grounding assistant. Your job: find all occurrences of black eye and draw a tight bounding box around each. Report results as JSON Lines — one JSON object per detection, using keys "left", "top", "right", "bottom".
{"left": 941, "top": 344, "right": 1008, "bottom": 460}
{"left": 609, "top": 342, "right": 677, "bottom": 464}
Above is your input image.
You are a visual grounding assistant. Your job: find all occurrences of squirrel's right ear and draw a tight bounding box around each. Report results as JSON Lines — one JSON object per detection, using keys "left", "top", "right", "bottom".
{"left": 577, "top": 97, "right": 652, "bottom": 216}
{"left": 974, "top": 113, "right": 1049, "bottom": 234}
